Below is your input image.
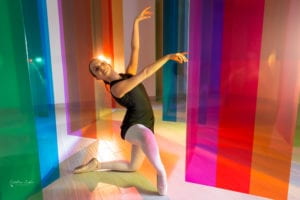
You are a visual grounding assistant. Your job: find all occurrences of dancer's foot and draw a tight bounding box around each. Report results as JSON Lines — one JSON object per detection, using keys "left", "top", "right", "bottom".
{"left": 157, "top": 174, "right": 168, "bottom": 195}
{"left": 73, "top": 158, "right": 100, "bottom": 174}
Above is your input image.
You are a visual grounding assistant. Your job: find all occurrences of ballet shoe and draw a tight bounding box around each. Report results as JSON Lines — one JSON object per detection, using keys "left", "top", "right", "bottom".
{"left": 73, "top": 158, "right": 100, "bottom": 174}
{"left": 157, "top": 174, "right": 168, "bottom": 196}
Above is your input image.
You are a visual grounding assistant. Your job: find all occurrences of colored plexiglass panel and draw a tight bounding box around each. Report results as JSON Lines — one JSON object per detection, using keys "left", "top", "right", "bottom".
{"left": 90, "top": 0, "right": 114, "bottom": 137}
{"left": 0, "top": 0, "right": 42, "bottom": 199}
{"left": 250, "top": 0, "right": 300, "bottom": 199}
{"left": 59, "top": 0, "right": 97, "bottom": 138}
{"left": 163, "top": 0, "right": 179, "bottom": 122}
{"left": 22, "top": 0, "right": 59, "bottom": 188}
{"left": 162, "top": 0, "right": 189, "bottom": 122}
{"left": 186, "top": 0, "right": 299, "bottom": 199}
{"left": 186, "top": 0, "right": 224, "bottom": 186}
{"left": 216, "top": 0, "right": 265, "bottom": 192}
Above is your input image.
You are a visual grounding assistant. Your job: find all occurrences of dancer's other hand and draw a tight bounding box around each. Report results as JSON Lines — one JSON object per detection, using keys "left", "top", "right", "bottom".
{"left": 169, "top": 52, "right": 189, "bottom": 64}
{"left": 135, "top": 6, "right": 152, "bottom": 22}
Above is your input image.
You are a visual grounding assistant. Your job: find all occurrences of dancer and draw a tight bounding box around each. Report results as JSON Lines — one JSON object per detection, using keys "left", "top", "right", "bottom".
{"left": 73, "top": 7, "right": 188, "bottom": 196}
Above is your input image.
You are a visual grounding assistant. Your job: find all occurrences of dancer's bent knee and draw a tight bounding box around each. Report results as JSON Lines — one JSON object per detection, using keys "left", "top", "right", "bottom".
{"left": 125, "top": 124, "right": 154, "bottom": 145}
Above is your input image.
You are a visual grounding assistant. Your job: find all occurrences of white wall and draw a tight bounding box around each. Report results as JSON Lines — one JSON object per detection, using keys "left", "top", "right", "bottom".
{"left": 46, "top": 0, "right": 65, "bottom": 105}
{"left": 122, "top": 0, "right": 156, "bottom": 97}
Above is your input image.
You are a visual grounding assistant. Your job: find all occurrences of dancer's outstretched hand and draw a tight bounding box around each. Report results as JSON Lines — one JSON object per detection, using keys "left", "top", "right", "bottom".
{"left": 169, "top": 52, "right": 189, "bottom": 64}
{"left": 135, "top": 6, "right": 152, "bottom": 22}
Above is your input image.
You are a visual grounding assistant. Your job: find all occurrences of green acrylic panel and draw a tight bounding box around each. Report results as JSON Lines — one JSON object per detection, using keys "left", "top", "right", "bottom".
{"left": 0, "top": 0, "right": 43, "bottom": 199}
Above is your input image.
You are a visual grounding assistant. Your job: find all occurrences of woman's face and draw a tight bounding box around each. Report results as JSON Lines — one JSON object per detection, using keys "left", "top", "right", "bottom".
{"left": 90, "top": 59, "right": 112, "bottom": 80}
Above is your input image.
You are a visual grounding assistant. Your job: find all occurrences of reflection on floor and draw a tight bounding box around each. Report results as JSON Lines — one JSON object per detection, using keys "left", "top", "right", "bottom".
{"left": 38, "top": 104, "right": 274, "bottom": 200}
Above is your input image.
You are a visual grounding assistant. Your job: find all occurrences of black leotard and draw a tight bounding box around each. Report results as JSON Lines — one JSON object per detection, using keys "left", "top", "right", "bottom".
{"left": 109, "top": 74, "right": 155, "bottom": 139}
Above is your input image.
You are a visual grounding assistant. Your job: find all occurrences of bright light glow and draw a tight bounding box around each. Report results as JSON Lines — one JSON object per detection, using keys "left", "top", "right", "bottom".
{"left": 35, "top": 57, "right": 43, "bottom": 63}
{"left": 97, "top": 54, "right": 111, "bottom": 65}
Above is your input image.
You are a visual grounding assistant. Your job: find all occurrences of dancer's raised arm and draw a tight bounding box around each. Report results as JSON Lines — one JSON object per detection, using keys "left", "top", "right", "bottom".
{"left": 126, "top": 6, "right": 152, "bottom": 75}
{"left": 112, "top": 52, "right": 188, "bottom": 98}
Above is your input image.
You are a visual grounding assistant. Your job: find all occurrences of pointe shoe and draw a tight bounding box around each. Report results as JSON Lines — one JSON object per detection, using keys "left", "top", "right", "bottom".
{"left": 73, "top": 158, "right": 100, "bottom": 174}
{"left": 157, "top": 174, "right": 168, "bottom": 196}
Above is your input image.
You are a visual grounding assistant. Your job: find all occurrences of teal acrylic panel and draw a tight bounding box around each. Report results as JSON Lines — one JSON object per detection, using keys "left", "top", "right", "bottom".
{"left": 176, "top": 0, "right": 189, "bottom": 122}
{"left": 163, "top": 0, "right": 179, "bottom": 121}
{"left": 162, "top": 0, "right": 188, "bottom": 122}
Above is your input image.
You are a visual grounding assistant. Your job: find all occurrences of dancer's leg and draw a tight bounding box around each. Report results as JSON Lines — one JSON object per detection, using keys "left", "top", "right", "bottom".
{"left": 100, "top": 144, "right": 145, "bottom": 171}
{"left": 73, "top": 144, "right": 145, "bottom": 173}
{"left": 124, "top": 124, "right": 167, "bottom": 195}
{"left": 73, "top": 124, "right": 167, "bottom": 195}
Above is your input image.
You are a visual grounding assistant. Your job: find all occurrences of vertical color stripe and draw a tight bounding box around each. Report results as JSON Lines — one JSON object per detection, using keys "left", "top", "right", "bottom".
{"left": 22, "top": 0, "right": 59, "bottom": 187}
{"left": 162, "top": 0, "right": 178, "bottom": 121}
{"left": 186, "top": 0, "right": 224, "bottom": 186}
{"left": 186, "top": 0, "right": 204, "bottom": 184}
{"left": 250, "top": 0, "right": 300, "bottom": 199}
{"left": 59, "top": 0, "right": 96, "bottom": 138}
{"left": 111, "top": 0, "right": 125, "bottom": 73}
{"left": 216, "top": 0, "right": 264, "bottom": 192}
{"left": 155, "top": 0, "right": 163, "bottom": 101}
{"left": 0, "top": 0, "right": 42, "bottom": 199}
{"left": 176, "top": 0, "right": 189, "bottom": 122}
{"left": 249, "top": 0, "right": 290, "bottom": 198}
{"left": 91, "top": 0, "right": 114, "bottom": 137}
